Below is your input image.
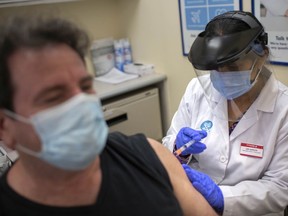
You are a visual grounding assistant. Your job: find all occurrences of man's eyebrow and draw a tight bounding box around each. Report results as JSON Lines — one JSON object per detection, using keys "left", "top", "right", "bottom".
{"left": 33, "top": 76, "right": 93, "bottom": 102}
{"left": 34, "top": 85, "right": 66, "bottom": 102}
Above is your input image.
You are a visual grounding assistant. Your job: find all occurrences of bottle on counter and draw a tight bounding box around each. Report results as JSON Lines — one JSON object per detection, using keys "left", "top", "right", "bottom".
{"left": 114, "top": 40, "right": 125, "bottom": 71}
{"left": 121, "top": 38, "right": 133, "bottom": 65}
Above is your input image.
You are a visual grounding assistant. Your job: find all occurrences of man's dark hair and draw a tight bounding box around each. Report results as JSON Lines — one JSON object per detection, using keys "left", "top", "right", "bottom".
{"left": 0, "top": 15, "right": 90, "bottom": 110}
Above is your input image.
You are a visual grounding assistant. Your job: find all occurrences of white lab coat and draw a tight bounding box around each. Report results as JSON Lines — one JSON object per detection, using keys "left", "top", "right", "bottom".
{"left": 163, "top": 69, "right": 288, "bottom": 216}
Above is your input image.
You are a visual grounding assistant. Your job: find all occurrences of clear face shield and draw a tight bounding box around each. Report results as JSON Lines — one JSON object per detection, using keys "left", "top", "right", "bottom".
{"left": 194, "top": 50, "right": 268, "bottom": 122}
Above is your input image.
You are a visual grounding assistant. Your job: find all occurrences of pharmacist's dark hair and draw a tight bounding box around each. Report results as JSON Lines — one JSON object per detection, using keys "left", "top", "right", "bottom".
{"left": 0, "top": 15, "right": 90, "bottom": 110}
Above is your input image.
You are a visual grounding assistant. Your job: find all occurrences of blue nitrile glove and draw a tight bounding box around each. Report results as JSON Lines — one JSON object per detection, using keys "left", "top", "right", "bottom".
{"left": 182, "top": 164, "right": 224, "bottom": 214}
{"left": 176, "top": 127, "right": 207, "bottom": 155}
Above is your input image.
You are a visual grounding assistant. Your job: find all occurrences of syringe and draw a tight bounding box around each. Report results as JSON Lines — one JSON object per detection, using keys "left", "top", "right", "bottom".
{"left": 173, "top": 140, "right": 196, "bottom": 157}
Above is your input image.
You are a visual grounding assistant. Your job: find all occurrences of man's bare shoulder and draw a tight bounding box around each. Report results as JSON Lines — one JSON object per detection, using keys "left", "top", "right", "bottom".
{"left": 146, "top": 138, "right": 218, "bottom": 216}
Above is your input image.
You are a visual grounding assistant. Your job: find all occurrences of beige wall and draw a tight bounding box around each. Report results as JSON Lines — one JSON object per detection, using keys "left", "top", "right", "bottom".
{"left": 1, "top": 0, "right": 287, "bottom": 124}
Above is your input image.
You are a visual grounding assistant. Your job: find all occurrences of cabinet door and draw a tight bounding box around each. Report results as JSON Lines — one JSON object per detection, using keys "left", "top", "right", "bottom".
{"left": 103, "top": 88, "right": 163, "bottom": 141}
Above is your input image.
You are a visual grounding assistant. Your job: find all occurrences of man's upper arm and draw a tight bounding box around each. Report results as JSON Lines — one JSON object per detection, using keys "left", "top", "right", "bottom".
{"left": 147, "top": 138, "right": 218, "bottom": 216}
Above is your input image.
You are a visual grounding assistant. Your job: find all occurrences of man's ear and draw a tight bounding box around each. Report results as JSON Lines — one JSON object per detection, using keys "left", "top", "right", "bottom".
{"left": 0, "top": 110, "right": 16, "bottom": 150}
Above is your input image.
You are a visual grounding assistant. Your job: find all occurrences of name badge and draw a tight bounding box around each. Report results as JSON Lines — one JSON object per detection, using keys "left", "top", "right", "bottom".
{"left": 240, "top": 143, "right": 263, "bottom": 158}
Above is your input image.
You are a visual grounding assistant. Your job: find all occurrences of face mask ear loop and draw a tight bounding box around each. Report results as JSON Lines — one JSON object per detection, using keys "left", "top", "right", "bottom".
{"left": 250, "top": 59, "right": 262, "bottom": 87}
{"left": 3, "top": 110, "right": 41, "bottom": 157}
{"left": 16, "top": 144, "right": 41, "bottom": 158}
{"left": 3, "top": 110, "right": 31, "bottom": 124}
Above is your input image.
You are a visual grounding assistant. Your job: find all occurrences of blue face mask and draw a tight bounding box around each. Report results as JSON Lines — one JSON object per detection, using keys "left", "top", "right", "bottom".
{"left": 210, "top": 70, "right": 255, "bottom": 99}
{"left": 5, "top": 93, "right": 108, "bottom": 171}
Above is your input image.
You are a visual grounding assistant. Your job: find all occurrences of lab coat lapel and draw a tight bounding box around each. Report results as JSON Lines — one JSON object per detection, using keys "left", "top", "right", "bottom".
{"left": 211, "top": 93, "right": 230, "bottom": 145}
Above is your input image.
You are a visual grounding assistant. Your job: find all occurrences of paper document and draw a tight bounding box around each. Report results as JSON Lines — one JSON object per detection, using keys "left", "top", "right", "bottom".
{"left": 95, "top": 67, "right": 139, "bottom": 84}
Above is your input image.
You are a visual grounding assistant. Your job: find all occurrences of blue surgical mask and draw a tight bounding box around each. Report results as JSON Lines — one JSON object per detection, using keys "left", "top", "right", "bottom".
{"left": 210, "top": 70, "right": 256, "bottom": 99}
{"left": 4, "top": 93, "right": 108, "bottom": 171}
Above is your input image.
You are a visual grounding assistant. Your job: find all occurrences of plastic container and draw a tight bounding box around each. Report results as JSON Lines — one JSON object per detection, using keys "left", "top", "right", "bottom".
{"left": 90, "top": 38, "right": 115, "bottom": 77}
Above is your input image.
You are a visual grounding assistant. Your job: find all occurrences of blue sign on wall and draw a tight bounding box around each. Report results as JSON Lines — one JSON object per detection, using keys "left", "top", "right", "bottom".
{"left": 185, "top": 0, "right": 207, "bottom": 7}
{"left": 185, "top": 7, "right": 207, "bottom": 30}
{"left": 208, "top": 0, "right": 234, "bottom": 5}
{"left": 179, "top": 0, "right": 242, "bottom": 55}
{"left": 208, "top": 6, "right": 235, "bottom": 20}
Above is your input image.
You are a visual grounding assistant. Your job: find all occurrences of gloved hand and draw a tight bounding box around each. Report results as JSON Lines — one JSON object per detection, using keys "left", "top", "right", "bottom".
{"left": 182, "top": 164, "right": 224, "bottom": 214}
{"left": 175, "top": 127, "right": 207, "bottom": 155}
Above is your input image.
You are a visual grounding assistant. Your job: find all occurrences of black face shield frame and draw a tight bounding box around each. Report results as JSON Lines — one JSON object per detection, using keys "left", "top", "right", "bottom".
{"left": 188, "top": 11, "right": 268, "bottom": 70}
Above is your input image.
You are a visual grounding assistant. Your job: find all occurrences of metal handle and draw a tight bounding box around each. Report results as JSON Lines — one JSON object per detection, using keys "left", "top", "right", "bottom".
{"left": 105, "top": 110, "right": 128, "bottom": 127}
